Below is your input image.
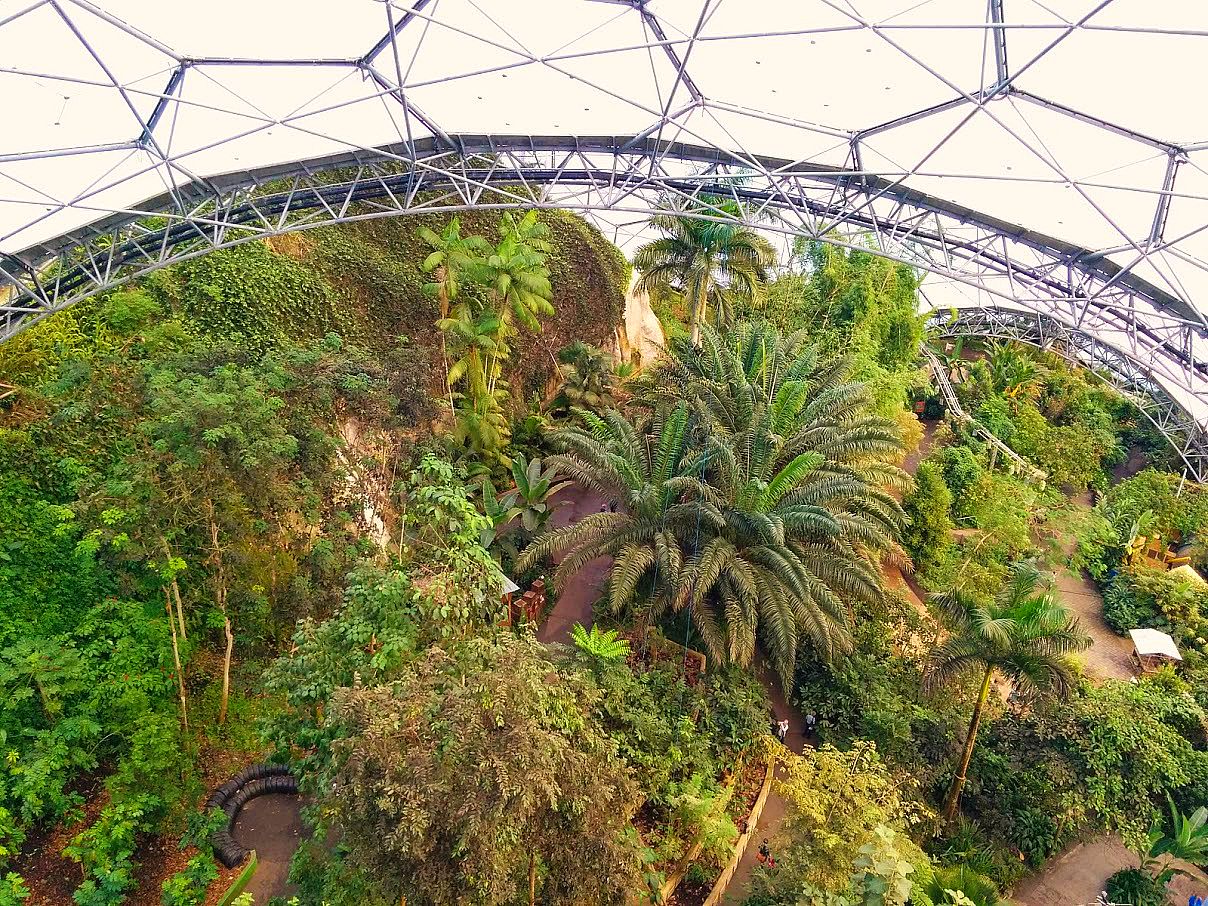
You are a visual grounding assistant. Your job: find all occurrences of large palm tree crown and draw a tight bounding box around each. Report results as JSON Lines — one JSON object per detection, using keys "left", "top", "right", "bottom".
{"left": 639, "top": 324, "right": 911, "bottom": 528}
{"left": 516, "top": 403, "right": 701, "bottom": 602}
{"left": 633, "top": 199, "right": 777, "bottom": 343}
{"left": 520, "top": 322, "right": 908, "bottom": 687}
{"left": 924, "top": 561, "right": 1090, "bottom": 699}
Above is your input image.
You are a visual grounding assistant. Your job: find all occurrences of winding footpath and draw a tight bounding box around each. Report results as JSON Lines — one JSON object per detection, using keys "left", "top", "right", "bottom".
{"left": 536, "top": 485, "right": 610, "bottom": 644}
{"left": 538, "top": 424, "right": 1202, "bottom": 906}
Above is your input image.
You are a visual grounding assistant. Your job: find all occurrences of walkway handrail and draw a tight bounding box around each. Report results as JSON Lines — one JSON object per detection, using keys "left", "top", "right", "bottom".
{"left": 921, "top": 346, "right": 1047, "bottom": 485}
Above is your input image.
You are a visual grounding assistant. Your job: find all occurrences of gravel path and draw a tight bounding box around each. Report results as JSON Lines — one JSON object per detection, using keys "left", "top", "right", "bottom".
{"left": 536, "top": 485, "right": 610, "bottom": 644}
{"left": 721, "top": 662, "right": 807, "bottom": 905}
{"left": 1045, "top": 491, "right": 1134, "bottom": 681}
{"left": 1012, "top": 834, "right": 1208, "bottom": 906}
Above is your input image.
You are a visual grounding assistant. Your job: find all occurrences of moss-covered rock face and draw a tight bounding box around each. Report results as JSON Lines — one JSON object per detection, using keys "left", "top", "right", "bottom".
{"left": 147, "top": 208, "right": 629, "bottom": 409}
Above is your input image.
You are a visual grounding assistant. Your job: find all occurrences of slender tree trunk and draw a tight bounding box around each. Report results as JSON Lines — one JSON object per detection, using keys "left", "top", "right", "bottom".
{"left": 437, "top": 273, "right": 455, "bottom": 415}
{"left": 219, "top": 613, "right": 233, "bottom": 725}
{"left": 529, "top": 852, "right": 537, "bottom": 906}
{"left": 172, "top": 577, "right": 187, "bottom": 644}
{"left": 165, "top": 586, "right": 189, "bottom": 733}
{"left": 942, "top": 667, "right": 993, "bottom": 825}
{"left": 207, "top": 510, "right": 234, "bottom": 725}
{"left": 690, "top": 274, "right": 711, "bottom": 346}
{"left": 160, "top": 537, "right": 187, "bottom": 642}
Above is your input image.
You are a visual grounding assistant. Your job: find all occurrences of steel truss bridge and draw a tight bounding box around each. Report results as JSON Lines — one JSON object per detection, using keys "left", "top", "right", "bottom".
{"left": 1, "top": 135, "right": 1207, "bottom": 477}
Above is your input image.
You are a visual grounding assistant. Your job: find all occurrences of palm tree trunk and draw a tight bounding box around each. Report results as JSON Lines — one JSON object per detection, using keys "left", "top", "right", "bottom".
{"left": 690, "top": 273, "right": 711, "bottom": 346}
{"left": 437, "top": 271, "right": 455, "bottom": 415}
{"left": 942, "top": 666, "right": 993, "bottom": 825}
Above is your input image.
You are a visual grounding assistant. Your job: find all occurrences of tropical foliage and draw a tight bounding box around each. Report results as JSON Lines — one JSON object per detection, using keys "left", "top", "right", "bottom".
{"left": 424, "top": 212, "right": 557, "bottom": 463}
{"left": 571, "top": 623, "right": 631, "bottom": 661}
{"left": 4, "top": 192, "right": 1207, "bottom": 906}
{"left": 317, "top": 635, "right": 644, "bottom": 906}
{"left": 633, "top": 196, "right": 776, "bottom": 343}
{"left": 551, "top": 341, "right": 619, "bottom": 415}
{"left": 520, "top": 321, "right": 907, "bottom": 685}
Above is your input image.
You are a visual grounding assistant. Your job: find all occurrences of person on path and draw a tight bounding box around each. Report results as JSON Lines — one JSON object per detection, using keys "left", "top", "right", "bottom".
{"left": 757, "top": 840, "right": 770, "bottom": 865}
{"left": 777, "top": 719, "right": 789, "bottom": 742}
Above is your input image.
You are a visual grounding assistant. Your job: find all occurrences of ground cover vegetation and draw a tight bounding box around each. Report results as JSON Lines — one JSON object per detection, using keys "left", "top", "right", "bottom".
{"left": 0, "top": 191, "right": 1204, "bottom": 906}
{"left": 785, "top": 330, "right": 1208, "bottom": 903}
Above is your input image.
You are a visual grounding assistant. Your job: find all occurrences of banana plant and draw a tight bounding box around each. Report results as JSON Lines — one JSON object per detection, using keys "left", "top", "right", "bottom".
{"left": 501, "top": 453, "right": 570, "bottom": 534}
{"left": 1144, "top": 793, "right": 1208, "bottom": 884}
{"left": 479, "top": 479, "right": 522, "bottom": 563}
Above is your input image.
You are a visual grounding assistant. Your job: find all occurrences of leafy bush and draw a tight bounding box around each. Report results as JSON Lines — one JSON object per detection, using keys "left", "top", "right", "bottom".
{"left": 919, "top": 865, "right": 1001, "bottom": 906}
{"left": 1008, "top": 808, "right": 1061, "bottom": 865}
{"left": 902, "top": 461, "right": 953, "bottom": 576}
{"left": 966, "top": 681, "right": 1204, "bottom": 853}
{"left": 0, "top": 873, "right": 28, "bottom": 906}
{"left": 160, "top": 853, "right": 217, "bottom": 906}
{"left": 1103, "top": 572, "right": 1160, "bottom": 634}
{"left": 936, "top": 446, "right": 984, "bottom": 521}
{"left": 1105, "top": 867, "right": 1166, "bottom": 906}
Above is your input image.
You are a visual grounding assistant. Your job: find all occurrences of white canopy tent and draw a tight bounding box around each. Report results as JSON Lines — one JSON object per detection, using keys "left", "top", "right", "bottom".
{"left": 3, "top": 1, "right": 1208, "bottom": 470}
{"left": 1128, "top": 627, "right": 1182, "bottom": 672}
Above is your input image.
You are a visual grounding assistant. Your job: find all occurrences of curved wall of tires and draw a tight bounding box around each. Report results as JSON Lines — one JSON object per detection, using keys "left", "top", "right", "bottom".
{"left": 204, "top": 762, "right": 299, "bottom": 868}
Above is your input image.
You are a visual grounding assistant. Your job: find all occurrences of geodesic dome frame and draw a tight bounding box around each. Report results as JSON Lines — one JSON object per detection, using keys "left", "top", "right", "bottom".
{"left": 3, "top": 0, "right": 1208, "bottom": 474}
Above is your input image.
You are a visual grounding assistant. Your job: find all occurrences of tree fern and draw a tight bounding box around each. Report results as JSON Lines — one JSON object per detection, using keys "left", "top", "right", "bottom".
{"left": 570, "top": 624, "right": 631, "bottom": 661}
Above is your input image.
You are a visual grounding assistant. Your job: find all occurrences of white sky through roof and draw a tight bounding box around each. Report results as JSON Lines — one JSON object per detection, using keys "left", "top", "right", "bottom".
{"left": 3, "top": 0, "right": 1208, "bottom": 439}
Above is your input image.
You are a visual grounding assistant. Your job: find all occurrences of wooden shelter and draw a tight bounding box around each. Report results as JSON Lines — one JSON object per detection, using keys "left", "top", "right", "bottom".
{"left": 499, "top": 574, "right": 545, "bottom": 628}
{"left": 1128, "top": 628, "right": 1183, "bottom": 674}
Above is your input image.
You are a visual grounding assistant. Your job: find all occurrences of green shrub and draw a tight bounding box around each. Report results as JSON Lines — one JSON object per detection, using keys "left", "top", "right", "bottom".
{"left": 902, "top": 461, "right": 953, "bottom": 576}
{"left": 937, "top": 446, "right": 984, "bottom": 521}
{"left": 161, "top": 854, "right": 218, "bottom": 906}
{"left": 1008, "top": 808, "right": 1060, "bottom": 866}
{"left": 920, "top": 865, "right": 1001, "bottom": 906}
{"left": 1105, "top": 867, "right": 1165, "bottom": 906}
{"left": 1103, "top": 572, "right": 1159, "bottom": 634}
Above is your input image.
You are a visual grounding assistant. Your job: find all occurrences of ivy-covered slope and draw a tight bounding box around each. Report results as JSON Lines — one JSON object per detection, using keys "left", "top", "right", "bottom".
{"left": 138, "top": 209, "right": 629, "bottom": 402}
{"left": 0, "top": 206, "right": 628, "bottom": 701}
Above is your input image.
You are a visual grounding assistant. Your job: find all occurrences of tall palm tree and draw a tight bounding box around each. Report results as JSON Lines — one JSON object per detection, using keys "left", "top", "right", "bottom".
{"left": 419, "top": 216, "right": 490, "bottom": 411}
{"left": 924, "top": 561, "right": 1091, "bottom": 825}
{"left": 642, "top": 323, "right": 910, "bottom": 527}
{"left": 662, "top": 325, "right": 906, "bottom": 682}
{"left": 521, "top": 323, "right": 907, "bottom": 685}
{"left": 633, "top": 198, "right": 777, "bottom": 344}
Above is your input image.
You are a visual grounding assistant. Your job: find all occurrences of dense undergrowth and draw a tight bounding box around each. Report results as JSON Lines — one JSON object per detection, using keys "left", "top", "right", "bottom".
{"left": 0, "top": 209, "right": 628, "bottom": 906}
{"left": 0, "top": 201, "right": 1205, "bottom": 906}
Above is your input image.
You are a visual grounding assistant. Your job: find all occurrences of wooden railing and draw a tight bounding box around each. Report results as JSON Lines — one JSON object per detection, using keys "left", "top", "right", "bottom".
{"left": 700, "top": 752, "right": 777, "bottom": 906}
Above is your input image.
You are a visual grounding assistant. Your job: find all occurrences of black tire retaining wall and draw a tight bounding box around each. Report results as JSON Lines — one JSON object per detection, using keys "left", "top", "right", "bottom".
{"left": 204, "top": 763, "right": 298, "bottom": 868}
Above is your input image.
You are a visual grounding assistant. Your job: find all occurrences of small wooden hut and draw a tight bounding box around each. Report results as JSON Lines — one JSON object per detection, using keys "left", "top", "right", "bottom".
{"left": 1128, "top": 628, "right": 1182, "bottom": 674}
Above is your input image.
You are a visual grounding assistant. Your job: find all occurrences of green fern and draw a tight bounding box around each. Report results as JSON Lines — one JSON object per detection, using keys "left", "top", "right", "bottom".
{"left": 570, "top": 624, "right": 631, "bottom": 661}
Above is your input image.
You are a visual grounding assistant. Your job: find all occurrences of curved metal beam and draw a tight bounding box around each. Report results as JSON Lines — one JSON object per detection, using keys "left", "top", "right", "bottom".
{"left": 925, "top": 308, "right": 1208, "bottom": 482}
{"left": 0, "top": 135, "right": 1205, "bottom": 443}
